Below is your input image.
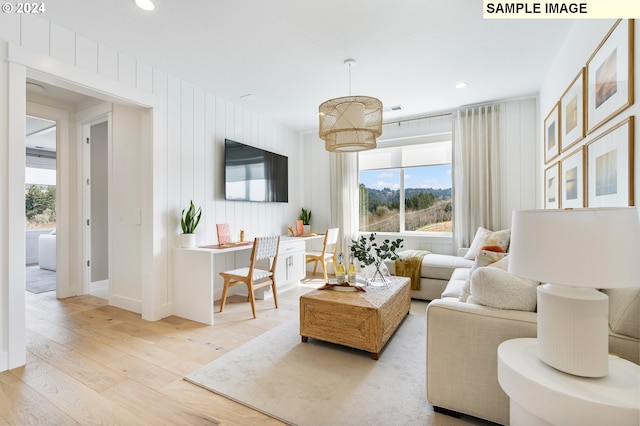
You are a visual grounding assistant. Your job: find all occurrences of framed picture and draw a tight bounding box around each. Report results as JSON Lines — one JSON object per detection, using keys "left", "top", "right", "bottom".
{"left": 586, "top": 116, "right": 634, "bottom": 207}
{"left": 544, "top": 103, "right": 561, "bottom": 164}
{"left": 560, "top": 69, "right": 585, "bottom": 152}
{"left": 544, "top": 162, "right": 560, "bottom": 209}
{"left": 586, "top": 19, "right": 634, "bottom": 134}
{"left": 560, "top": 146, "right": 585, "bottom": 208}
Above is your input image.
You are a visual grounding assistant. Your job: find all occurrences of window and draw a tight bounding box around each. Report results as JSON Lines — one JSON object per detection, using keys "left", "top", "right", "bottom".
{"left": 358, "top": 116, "right": 452, "bottom": 234}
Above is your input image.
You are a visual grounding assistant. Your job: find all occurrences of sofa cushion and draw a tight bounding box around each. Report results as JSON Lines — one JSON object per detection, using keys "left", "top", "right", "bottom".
{"left": 465, "top": 227, "right": 511, "bottom": 260}
{"left": 390, "top": 253, "right": 473, "bottom": 281}
{"left": 442, "top": 268, "right": 470, "bottom": 298}
{"left": 459, "top": 251, "right": 508, "bottom": 302}
{"left": 467, "top": 267, "right": 538, "bottom": 312}
{"left": 603, "top": 288, "right": 640, "bottom": 340}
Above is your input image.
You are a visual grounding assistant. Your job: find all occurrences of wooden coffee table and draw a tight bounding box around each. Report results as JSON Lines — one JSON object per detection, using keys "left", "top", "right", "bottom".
{"left": 299, "top": 276, "right": 411, "bottom": 359}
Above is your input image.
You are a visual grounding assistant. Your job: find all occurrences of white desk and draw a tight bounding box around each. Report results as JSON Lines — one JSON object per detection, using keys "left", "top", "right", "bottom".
{"left": 173, "top": 235, "right": 323, "bottom": 324}
{"left": 498, "top": 338, "right": 640, "bottom": 426}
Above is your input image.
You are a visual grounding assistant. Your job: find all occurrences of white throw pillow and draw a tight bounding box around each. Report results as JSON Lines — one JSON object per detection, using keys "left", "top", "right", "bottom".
{"left": 459, "top": 250, "right": 508, "bottom": 302}
{"left": 464, "top": 227, "right": 511, "bottom": 260}
{"left": 468, "top": 267, "right": 538, "bottom": 312}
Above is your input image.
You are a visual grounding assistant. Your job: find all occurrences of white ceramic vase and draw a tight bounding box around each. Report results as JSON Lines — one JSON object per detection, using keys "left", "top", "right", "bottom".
{"left": 179, "top": 233, "right": 196, "bottom": 248}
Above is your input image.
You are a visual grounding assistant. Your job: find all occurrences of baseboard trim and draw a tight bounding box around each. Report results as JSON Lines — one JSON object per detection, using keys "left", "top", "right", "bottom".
{"left": 110, "top": 294, "right": 142, "bottom": 315}
{"left": 90, "top": 279, "right": 108, "bottom": 294}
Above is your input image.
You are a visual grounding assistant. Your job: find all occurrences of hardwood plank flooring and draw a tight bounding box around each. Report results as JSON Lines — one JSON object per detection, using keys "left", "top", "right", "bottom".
{"left": 2, "top": 275, "right": 330, "bottom": 425}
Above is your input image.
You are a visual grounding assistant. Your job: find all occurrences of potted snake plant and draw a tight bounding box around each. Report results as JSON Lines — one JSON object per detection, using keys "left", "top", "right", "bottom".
{"left": 299, "top": 207, "right": 312, "bottom": 234}
{"left": 180, "top": 200, "right": 202, "bottom": 248}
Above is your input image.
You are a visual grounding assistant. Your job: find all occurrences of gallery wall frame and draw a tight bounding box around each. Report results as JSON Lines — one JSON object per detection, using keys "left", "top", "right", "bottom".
{"left": 560, "top": 68, "right": 586, "bottom": 153}
{"left": 544, "top": 161, "right": 560, "bottom": 209}
{"left": 560, "top": 146, "right": 585, "bottom": 208}
{"left": 586, "top": 19, "right": 634, "bottom": 134}
{"left": 586, "top": 116, "right": 634, "bottom": 207}
{"left": 544, "top": 103, "right": 561, "bottom": 164}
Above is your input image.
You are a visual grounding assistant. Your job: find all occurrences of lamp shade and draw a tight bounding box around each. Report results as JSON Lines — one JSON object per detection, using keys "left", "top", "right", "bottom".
{"left": 319, "top": 96, "right": 382, "bottom": 152}
{"left": 509, "top": 207, "right": 640, "bottom": 289}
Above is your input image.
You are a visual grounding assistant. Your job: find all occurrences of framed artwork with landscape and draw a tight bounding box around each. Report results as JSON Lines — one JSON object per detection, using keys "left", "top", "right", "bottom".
{"left": 586, "top": 117, "right": 634, "bottom": 207}
{"left": 560, "top": 69, "right": 585, "bottom": 152}
{"left": 544, "top": 103, "right": 560, "bottom": 164}
{"left": 560, "top": 146, "right": 585, "bottom": 208}
{"left": 544, "top": 162, "right": 560, "bottom": 209}
{"left": 587, "top": 19, "right": 634, "bottom": 134}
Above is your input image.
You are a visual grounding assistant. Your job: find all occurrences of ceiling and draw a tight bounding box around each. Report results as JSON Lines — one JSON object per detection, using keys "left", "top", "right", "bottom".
{"left": 38, "top": 0, "right": 575, "bottom": 132}
{"left": 26, "top": 115, "right": 56, "bottom": 152}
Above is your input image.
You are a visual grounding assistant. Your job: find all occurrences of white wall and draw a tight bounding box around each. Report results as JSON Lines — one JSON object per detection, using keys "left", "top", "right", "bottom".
{"left": 0, "top": 14, "right": 301, "bottom": 371}
{"left": 300, "top": 98, "right": 537, "bottom": 256}
{"left": 539, "top": 19, "right": 639, "bottom": 209}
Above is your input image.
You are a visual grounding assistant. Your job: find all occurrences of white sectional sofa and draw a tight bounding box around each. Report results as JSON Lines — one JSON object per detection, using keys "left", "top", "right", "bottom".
{"left": 425, "top": 261, "right": 640, "bottom": 425}
{"left": 38, "top": 229, "right": 56, "bottom": 271}
{"left": 385, "top": 248, "right": 474, "bottom": 300}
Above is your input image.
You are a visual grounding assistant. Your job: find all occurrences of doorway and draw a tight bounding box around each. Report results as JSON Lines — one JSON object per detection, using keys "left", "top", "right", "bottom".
{"left": 83, "top": 120, "right": 110, "bottom": 298}
{"left": 24, "top": 115, "right": 57, "bottom": 294}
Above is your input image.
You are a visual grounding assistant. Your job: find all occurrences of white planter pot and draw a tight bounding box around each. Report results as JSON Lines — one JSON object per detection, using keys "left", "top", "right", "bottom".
{"left": 180, "top": 233, "right": 197, "bottom": 248}
{"left": 303, "top": 224, "right": 311, "bottom": 235}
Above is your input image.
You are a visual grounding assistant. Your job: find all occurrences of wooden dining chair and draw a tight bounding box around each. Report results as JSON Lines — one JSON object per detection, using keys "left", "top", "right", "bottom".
{"left": 219, "top": 235, "right": 280, "bottom": 318}
{"left": 305, "top": 228, "right": 339, "bottom": 282}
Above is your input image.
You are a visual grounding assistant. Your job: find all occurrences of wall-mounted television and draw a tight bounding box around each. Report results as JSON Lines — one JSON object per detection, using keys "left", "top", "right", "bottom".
{"left": 224, "top": 139, "right": 289, "bottom": 202}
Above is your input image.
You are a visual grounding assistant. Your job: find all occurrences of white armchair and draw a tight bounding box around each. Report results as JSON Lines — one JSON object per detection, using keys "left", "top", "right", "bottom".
{"left": 38, "top": 229, "right": 56, "bottom": 271}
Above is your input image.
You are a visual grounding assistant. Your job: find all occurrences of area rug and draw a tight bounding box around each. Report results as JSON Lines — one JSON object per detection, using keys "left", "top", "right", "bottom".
{"left": 185, "top": 313, "right": 431, "bottom": 426}
{"left": 25, "top": 265, "right": 56, "bottom": 293}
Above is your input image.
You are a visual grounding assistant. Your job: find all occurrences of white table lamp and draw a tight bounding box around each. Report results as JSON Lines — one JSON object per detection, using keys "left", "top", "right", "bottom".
{"left": 509, "top": 207, "right": 640, "bottom": 378}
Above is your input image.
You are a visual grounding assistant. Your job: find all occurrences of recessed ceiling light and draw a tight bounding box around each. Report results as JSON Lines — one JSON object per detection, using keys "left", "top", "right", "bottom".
{"left": 134, "top": 0, "right": 155, "bottom": 11}
{"left": 455, "top": 81, "right": 469, "bottom": 89}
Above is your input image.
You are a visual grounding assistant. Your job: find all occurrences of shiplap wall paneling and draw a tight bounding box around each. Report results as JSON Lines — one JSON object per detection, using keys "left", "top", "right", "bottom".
{"left": 98, "top": 44, "right": 118, "bottom": 81}
{"left": 21, "top": 16, "right": 48, "bottom": 55}
{"left": 180, "top": 82, "right": 196, "bottom": 239}
{"left": 203, "top": 92, "right": 216, "bottom": 244}
{"left": 50, "top": 23, "right": 75, "bottom": 64}
{"left": 167, "top": 75, "right": 182, "bottom": 248}
{"left": 0, "top": 14, "right": 20, "bottom": 45}
{"left": 501, "top": 99, "right": 537, "bottom": 227}
{"left": 193, "top": 86, "right": 206, "bottom": 246}
{"left": 75, "top": 35, "right": 98, "bottom": 73}
{"left": 118, "top": 53, "right": 137, "bottom": 88}
{"left": 214, "top": 97, "right": 227, "bottom": 229}
{"left": 136, "top": 61, "right": 153, "bottom": 93}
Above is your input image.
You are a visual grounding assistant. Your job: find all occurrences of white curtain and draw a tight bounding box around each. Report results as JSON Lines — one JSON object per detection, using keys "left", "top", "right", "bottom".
{"left": 329, "top": 152, "right": 360, "bottom": 257}
{"left": 453, "top": 104, "right": 502, "bottom": 250}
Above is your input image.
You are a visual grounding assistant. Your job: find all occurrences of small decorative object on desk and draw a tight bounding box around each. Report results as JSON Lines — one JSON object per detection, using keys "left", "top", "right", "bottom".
{"left": 216, "top": 223, "right": 231, "bottom": 245}
{"left": 351, "top": 233, "right": 403, "bottom": 286}
{"left": 298, "top": 207, "right": 312, "bottom": 234}
{"left": 296, "top": 220, "right": 304, "bottom": 236}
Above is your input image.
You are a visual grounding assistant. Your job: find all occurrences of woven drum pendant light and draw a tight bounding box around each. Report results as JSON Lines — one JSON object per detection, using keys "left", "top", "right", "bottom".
{"left": 319, "top": 59, "right": 382, "bottom": 152}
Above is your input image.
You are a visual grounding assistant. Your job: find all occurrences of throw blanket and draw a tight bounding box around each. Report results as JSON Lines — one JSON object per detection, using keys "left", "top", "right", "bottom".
{"left": 395, "top": 250, "right": 430, "bottom": 290}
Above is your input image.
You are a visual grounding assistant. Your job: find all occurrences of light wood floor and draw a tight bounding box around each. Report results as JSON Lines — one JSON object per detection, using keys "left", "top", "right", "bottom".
{"left": 1, "top": 276, "right": 333, "bottom": 425}
{"left": 3, "top": 275, "right": 490, "bottom": 426}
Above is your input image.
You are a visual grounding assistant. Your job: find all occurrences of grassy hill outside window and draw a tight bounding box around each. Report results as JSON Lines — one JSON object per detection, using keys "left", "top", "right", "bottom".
{"left": 358, "top": 116, "right": 453, "bottom": 234}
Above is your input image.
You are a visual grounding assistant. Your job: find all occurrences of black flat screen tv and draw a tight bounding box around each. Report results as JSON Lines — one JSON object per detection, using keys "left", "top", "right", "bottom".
{"left": 224, "top": 139, "right": 289, "bottom": 202}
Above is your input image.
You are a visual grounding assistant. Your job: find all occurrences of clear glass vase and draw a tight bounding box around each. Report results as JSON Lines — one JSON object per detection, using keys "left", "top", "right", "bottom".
{"left": 366, "top": 261, "right": 390, "bottom": 287}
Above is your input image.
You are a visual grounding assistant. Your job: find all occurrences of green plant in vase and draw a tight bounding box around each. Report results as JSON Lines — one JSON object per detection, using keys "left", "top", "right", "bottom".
{"left": 350, "top": 233, "right": 403, "bottom": 286}
{"left": 298, "top": 207, "right": 312, "bottom": 234}
{"left": 180, "top": 200, "right": 202, "bottom": 248}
